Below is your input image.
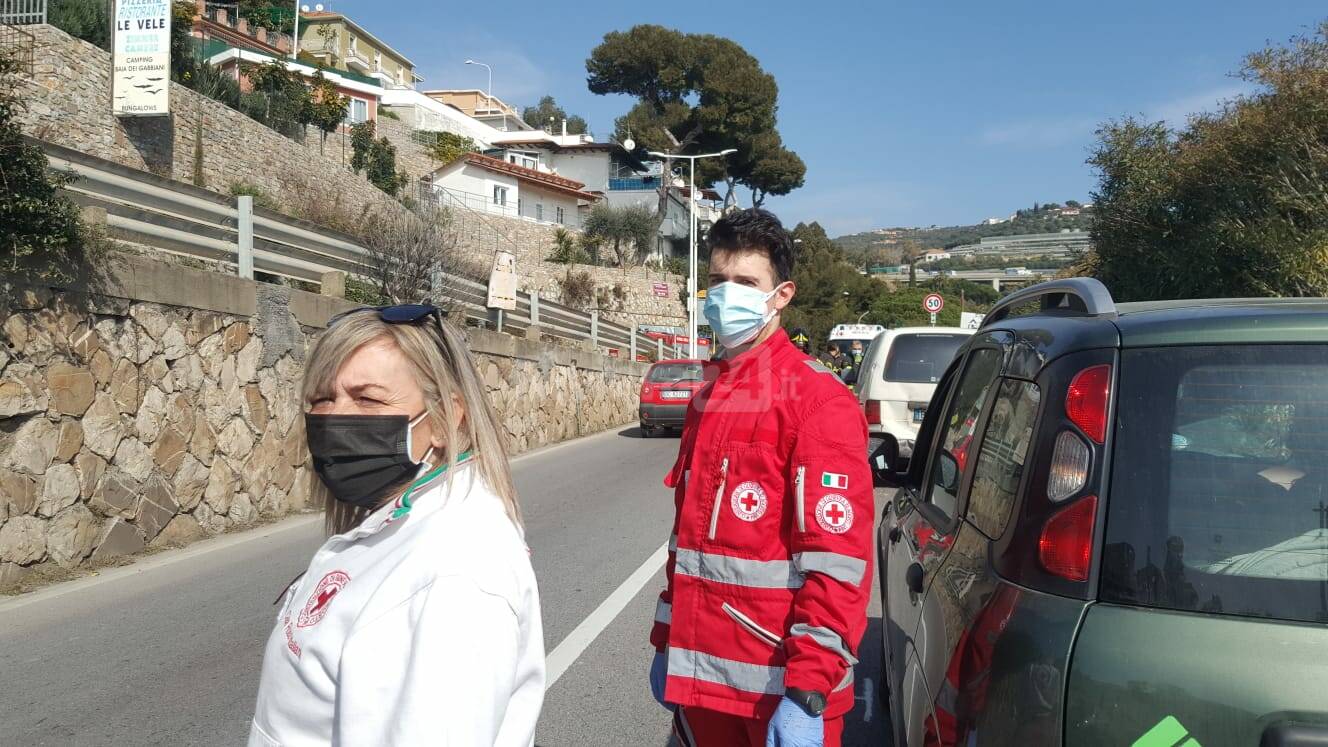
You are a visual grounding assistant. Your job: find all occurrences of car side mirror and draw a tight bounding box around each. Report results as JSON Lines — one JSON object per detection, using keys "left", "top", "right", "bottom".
{"left": 936, "top": 451, "right": 959, "bottom": 494}
{"left": 870, "top": 439, "right": 904, "bottom": 487}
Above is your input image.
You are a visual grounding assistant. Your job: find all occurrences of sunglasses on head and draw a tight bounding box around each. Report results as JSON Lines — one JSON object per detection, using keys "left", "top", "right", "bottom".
{"left": 328, "top": 303, "right": 445, "bottom": 329}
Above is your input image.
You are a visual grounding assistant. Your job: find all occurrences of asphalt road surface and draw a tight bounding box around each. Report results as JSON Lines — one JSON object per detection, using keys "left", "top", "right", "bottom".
{"left": 0, "top": 426, "right": 889, "bottom": 746}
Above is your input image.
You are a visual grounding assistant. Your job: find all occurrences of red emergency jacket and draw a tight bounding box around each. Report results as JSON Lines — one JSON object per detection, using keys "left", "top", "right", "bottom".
{"left": 651, "top": 329, "right": 874, "bottom": 720}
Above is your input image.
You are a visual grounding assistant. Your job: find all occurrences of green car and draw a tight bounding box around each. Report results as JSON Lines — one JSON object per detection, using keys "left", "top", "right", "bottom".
{"left": 874, "top": 278, "right": 1328, "bottom": 746}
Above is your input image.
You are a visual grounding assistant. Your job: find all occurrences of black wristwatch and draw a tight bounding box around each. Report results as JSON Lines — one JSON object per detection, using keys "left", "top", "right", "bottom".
{"left": 785, "top": 687, "right": 827, "bottom": 717}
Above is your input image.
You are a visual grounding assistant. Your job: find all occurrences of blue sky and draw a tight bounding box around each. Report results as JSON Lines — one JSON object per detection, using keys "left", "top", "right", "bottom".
{"left": 334, "top": 0, "right": 1325, "bottom": 235}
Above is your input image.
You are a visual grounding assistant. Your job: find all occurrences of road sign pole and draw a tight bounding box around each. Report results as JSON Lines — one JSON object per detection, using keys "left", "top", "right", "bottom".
{"left": 930, "top": 312, "right": 937, "bottom": 326}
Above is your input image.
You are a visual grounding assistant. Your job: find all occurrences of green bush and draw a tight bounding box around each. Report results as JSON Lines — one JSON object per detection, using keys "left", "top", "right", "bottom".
{"left": 548, "top": 227, "right": 591, "bottom": 264}
{"left": 49, "top": 0, "right": 111, "bottom": 50}
{"left": 345, "top": 275, "right": 390, "bottom": 305}
{"left": 0, "top": 46, "right": 96, "bottom": 283}
{"left": 229, "top": 182, "right": 279, "bottom": 212}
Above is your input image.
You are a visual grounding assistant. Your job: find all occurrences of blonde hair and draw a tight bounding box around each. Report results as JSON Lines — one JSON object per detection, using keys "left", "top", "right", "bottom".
{"left": 301, "top": 310, "right": 520, "bottom": 535}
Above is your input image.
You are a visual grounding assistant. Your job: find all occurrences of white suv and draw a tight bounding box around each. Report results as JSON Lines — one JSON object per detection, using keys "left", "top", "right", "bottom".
{"left": 853, "top": 327, "right": 971, "bottom": 470}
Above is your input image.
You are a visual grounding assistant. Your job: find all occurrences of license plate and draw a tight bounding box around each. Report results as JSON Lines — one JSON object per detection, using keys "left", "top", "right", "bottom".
{"left": 913, "top": 408, "right": 926, "bottom": 422}
{"left": 662, "top": 390, "right": 690, "bottom": 400}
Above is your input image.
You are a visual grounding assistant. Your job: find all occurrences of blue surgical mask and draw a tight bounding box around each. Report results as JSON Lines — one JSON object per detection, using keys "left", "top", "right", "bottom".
{"left": 703, "top": 282, "right": 781, "bottom": 348}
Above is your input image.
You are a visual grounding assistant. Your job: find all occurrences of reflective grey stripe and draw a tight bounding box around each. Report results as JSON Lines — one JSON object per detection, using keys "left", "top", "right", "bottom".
{"left": 674, "top": 548, "right": 804, "bottom": 589}
{"left": 655, "top": 599, "right": 672, "bottom": 625}
{"left": 668, "top": 646, "right": 785, "bottom": 695}
{"left": 795, "top": 466, "right": 807, "bottom": 533}
{"left": 793, "top": 551, "right": 868, "bottom": 585}
{"left": 789, "top": 623, "right": 860, "bottom": 667}
{"left": 834, "top": 667, "right": 854, "bottom": 692}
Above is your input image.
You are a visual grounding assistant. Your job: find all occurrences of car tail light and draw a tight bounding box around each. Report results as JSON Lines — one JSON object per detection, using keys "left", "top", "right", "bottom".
{"left": 1046, "top": 431, "right": 1089, "bottom": 502}
{"left": 1039, "top": 495, "right": 1097, "bottom": 581}
{"left": 1066, "top": 365, "right": 1111, "bottom": 443}
{"left": 641, "top": 384, "right": 653, "bottom": 398}
{"left": 866, "top": 400, "right": 881, "bottom": 425}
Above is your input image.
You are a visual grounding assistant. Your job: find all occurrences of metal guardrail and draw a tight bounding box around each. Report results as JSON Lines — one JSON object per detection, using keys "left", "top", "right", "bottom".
{"left": 35, "top": 139, "right": 680, "bottom": 361}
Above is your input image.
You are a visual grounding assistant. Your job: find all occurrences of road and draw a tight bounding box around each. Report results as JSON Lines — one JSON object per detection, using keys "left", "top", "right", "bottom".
{"left": 0, "top": 426, "right": 889, "bottom": 746}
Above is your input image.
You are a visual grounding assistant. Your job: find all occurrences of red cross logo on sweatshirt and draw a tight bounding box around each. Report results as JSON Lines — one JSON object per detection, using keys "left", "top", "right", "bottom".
{"left": 297, "top": 570, "right": 351, "bottom": 628}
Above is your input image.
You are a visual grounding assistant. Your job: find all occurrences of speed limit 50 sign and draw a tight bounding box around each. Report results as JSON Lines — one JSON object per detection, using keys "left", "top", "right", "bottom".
{"left": 923, "top": 293, "right": 945, "bottom": 314}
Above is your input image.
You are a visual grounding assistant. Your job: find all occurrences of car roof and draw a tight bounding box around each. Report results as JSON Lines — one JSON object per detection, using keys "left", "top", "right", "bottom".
{"left": 1112, "top": 298, "right": 1328, "bottom": 346}
{"left": 881, "top": 326, "right": 971, "bottom": 336}
{"left": 651, "top": 359, "right": 706, "bottom": 365}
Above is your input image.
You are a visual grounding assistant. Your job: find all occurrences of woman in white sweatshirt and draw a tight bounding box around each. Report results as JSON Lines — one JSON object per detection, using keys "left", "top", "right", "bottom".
{"left": 250, "top": 304, "right": 544, "bottom": 747}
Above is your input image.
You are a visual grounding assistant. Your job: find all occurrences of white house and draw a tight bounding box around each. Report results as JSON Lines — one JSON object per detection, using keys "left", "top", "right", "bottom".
{"left": 426, "top": 153, "right": 599, "bottom": 230}
{"left": 924, "top": 250, "right": 952, "bottom": 262}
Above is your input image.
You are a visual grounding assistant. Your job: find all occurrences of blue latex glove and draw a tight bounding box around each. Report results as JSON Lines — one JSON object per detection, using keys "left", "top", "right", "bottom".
{"left": 649, "top": 651, "right": 670, "bottom": 709}
{"left": 765, "top": 696, "right": 824, "bottom": 747}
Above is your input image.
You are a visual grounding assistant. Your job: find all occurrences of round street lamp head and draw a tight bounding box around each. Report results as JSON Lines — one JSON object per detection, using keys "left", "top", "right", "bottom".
{"left": 465, "top": 59, "right": 476, "bottom": 64}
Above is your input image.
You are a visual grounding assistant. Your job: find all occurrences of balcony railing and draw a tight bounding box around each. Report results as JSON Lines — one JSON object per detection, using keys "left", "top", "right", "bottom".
{"left": 0, "top": 0, "right": 45, "bottom": 25}
{"left": 345, "top": 47, "right": 371, "bottom": 71}
{"left": 608, "top": 176, "right": 661, "bottom": 191}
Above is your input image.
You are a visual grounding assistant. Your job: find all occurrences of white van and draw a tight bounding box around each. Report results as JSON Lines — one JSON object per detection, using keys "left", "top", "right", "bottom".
{"left": 854, "top": 327, "right": 972, "bottom": 469}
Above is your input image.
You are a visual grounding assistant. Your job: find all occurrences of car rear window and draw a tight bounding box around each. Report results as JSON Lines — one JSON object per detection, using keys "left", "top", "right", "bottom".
{"left": 648, "top": 363, "right": 703, "bottom": 383}
{"left": 883, "top": 334, "right": 967, "bottom": 383}
{"left": 1102, "top": 345, "right": 1328, "bottom": 624}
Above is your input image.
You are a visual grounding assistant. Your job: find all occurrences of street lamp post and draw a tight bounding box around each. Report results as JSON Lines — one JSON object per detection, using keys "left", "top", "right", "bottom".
{"left": 464, "top": 59, "right": 493, "bottom": 113}
{"left": 647, "top": 148, "right": 737, "bottom": 359}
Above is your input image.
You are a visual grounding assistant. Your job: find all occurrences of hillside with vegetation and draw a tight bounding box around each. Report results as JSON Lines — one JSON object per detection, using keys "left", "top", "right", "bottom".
{"left": 833, "top": 202, "right": 1094, "bottom": 267}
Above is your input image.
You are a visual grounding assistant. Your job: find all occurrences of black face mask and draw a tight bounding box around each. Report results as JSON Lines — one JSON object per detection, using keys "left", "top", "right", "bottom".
{"left": 305, "top": 413, "right": 431, "bottom": 508}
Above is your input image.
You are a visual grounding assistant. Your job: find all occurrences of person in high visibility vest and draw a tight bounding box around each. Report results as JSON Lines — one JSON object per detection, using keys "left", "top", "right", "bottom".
{"left": 790, "top": 328, "right": 811, "bottom": 355}
{"left": 649, "top": 209, "right": 872, "bottom": 747}
{"left": 819, "top": 345, "right": 846, "bottom": 376}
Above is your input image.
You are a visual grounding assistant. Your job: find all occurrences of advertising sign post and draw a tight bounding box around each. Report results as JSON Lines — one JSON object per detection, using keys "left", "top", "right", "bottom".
{"left": 112, "top": 0, "right": 172, "bottom": 117}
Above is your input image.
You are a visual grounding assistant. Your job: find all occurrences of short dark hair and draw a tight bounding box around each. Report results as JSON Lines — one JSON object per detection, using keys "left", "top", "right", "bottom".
{"left": 706, "top": 208, "right": 795, "bottom": 284}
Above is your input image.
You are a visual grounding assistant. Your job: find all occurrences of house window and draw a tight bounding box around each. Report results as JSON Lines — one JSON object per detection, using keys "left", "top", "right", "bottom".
{"left": 493, "top": 186, "right": 509, "bottom": 207}
{"left": 535, "top": 203, "right": 544, "bottom": 222}
{"left": 506, "top": 151, "right": 539, "bottom": 170}
{"left": 556, "top": 206, "right": 565, "bottom": 225}
{"left": 374, "top": 52, "right": 382, "bottom": 71}
{"left": 344, "top": 98, "right": 368, "bottom": 124}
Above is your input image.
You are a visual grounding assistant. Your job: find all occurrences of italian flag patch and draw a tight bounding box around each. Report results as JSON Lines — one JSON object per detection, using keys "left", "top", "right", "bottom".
{"left": 821, "top": 472, "right": 848, "bottom": 490}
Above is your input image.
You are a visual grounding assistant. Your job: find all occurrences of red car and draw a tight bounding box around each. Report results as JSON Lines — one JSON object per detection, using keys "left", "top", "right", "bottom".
{"left": 638, "top": 359, "right": 709, "bottom": 437}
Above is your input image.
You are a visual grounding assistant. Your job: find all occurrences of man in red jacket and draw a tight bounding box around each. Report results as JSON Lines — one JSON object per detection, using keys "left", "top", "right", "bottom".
{"left": 648, "top": 209, "right": 874, "bottom": 747}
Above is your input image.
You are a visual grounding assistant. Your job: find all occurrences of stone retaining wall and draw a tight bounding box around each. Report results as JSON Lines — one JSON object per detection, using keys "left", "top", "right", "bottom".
{"left": 12, "top": 24, "right": 688, "bottom": 329}
{"left": 0, "top": 254, "right": 648, "bottom": 587}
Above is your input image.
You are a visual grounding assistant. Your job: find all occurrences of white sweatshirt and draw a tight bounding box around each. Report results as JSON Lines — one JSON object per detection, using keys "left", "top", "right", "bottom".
{"left": 249, "top": 464, "right": 544, "bottom": 747}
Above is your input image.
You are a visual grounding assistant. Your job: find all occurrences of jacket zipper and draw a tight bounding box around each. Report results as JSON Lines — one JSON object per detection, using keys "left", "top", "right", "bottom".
{"left": 708, "top": 457, "right": 730, "bottom": 540}
{"left": 722, "top": 602, "right": 781, "bottom": 647}
{"left": 795, "top": 465, "right": 807, "bottom": 533}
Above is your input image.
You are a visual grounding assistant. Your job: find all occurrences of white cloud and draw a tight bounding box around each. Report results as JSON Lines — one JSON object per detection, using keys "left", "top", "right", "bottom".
{"left": 976, "top": 82, "right": 1256, "bottom": 149}
{"left": 768, "top": 181, "right": 930, "bottom": 237}
{"left": 1143, "top": 83, "right": 1251, "bottom": 128}
{"left": 417, "top": 30, "right": 549, "bottom": 105}
{"left": 978, "top": 117, "right": 1100, "bottom": 147}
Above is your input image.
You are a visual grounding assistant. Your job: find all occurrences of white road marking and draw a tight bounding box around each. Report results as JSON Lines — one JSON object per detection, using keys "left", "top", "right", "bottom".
{"left": 857, "top": 677, "right": 874, "bottom": 722}
{"left": 544, "top": 540, "right": 669, "bottom": 689}
{"left": 0, "top": 514, "right": 322, "bottom": 613}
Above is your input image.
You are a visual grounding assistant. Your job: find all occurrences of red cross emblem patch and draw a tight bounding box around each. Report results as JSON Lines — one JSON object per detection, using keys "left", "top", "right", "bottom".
{"left": 297, "top": 570, "right": 351, "bottom": 628}
{"left": 730, "top": 481, "right": 768, "bottom": 522}
{"left": 815, "top": 494, "right": 853, "bottom": 534}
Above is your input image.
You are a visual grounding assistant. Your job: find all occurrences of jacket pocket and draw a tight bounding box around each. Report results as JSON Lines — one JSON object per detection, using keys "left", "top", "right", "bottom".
{"left": 707, "top": 442, "right": 784, "bottom": 550}
{"left": 722, "top": 602, "right": 781, "bottom": 648}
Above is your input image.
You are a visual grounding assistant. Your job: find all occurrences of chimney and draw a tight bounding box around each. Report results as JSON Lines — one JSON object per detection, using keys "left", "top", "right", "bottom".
{"left": 561, "top": 118, "right": 567, "bottom": 137}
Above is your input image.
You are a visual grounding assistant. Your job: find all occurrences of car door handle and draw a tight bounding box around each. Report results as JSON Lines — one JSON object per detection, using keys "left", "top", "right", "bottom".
{"left": 905, "top": 562, "right": 925, "bottom": 595}
{"left": 888, "top": 527, "right": 902, "bottom": 545}
{"left": 1261, "top": 723, "right": 1328, "bottom": 747}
